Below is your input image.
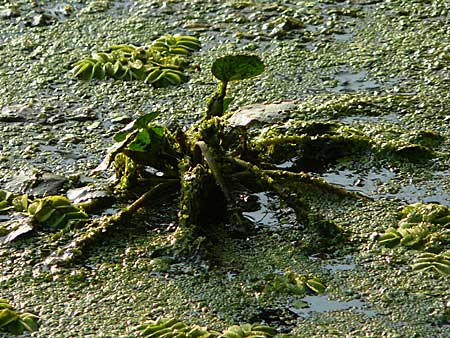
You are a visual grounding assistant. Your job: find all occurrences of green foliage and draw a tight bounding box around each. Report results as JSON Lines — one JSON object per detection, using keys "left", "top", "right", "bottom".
{"left": 378, "top": 202, "right": 450, "bottom": 276}
{"left": 221, "top": 323, "right": 278, "bottom": 338}
{"left": 28, "top": 196, "right": 88, "bottom": 230}
{"left": 0, "top": 189, "right": 30, "bottom": 213}
{"left": 411, "top": 252, "right": 450, "bottom": 276}
{"left": 251, "top": 121, "right": 370, "bottom": 165}
{"left": 0, "top": 299, "right": 40, "bottom": 335}
{"left": 211, "top": 55, "right": 265, "bottom": 83}
{"left": 138, "top": 318, "right": 278, "bottom": 338}
{"left": 207, "top": 55, "right": 265, "bottom": 117}
{"left": 92, "top": 111, "right": 182, "bottom": 184}
{"left": 378, "top": 203, "right": 450, "bottom": 252}
{"left": 70, "top": 34, "right": 200, "bottom": 86}
{"left": 138, "top": 318, "right": 214, "bottom": 337}
{"left": 254, "top": 271, "right": 326, "bottom": 297}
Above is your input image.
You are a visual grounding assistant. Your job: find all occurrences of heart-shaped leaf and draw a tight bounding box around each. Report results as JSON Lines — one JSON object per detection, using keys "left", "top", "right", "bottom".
{"left": 211, "top": 54, "right": 265, "bottom": 82}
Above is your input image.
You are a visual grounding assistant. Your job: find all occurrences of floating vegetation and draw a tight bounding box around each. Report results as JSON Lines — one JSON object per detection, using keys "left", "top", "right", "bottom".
{"left": 378, "top": 202, "right": 450, "bottom": 276}
{"left": 378, "top": 202, "right": 450, "bottom": 252}
{"left": 0, "top": 299, "right": 40, "bottom": 335}
{"left": 138, "top": 318, "right": 213, "bottom": 337}
{"left": 70, "top": 34, "right": 201, "bottom": 85}
{"left": 0, "top": 191, "right": 88, "bottom": 242}
{"left": 138, "top": 317, "right": 278, "bottom": 337}
{"left": 411, "top": 252, "right": 450, "bottom": 276}
{"left": 28, "top": 195, "right": 89, "bottom": 230}
{"left": 254, "top": 271, "right": 326, "bottom": 297}
{"left": 221, "top": 323, "right": 278, "bottom": 338}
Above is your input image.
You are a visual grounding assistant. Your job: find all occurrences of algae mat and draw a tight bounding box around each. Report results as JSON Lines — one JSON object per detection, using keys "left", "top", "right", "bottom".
{"left": 0, "top": 0, "right": 449, "bottom": 337}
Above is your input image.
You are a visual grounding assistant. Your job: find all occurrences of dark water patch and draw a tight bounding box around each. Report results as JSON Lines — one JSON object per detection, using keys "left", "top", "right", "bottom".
{"left": 321, "top": 167, "right": 450, "bottom": 206}
{"left": 321, "top": 167, "right": 396, "bottom": 197}
{"left": 382, "top": 171, "right": 450, "bottom": 206}
{"left": 330, "top": 70, "right": 379, "bottom": 93}
{"left": 334, "top": 32, "right": 354, "bottom": 42}
{"left": 242, "top": 192, "right": 297, "bottom": 229}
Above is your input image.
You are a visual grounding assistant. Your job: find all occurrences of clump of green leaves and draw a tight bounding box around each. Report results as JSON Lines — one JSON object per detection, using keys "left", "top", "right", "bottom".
{"left": 28, "top": 196, "right": 88, "bottom": 230}
{"left": 70, "top": 34, "right": 200, "bottom": 86}
{"left": 378, "top": 202, "right": 450, "bottom": 252}
{"left": 0, "top": 189, "right": 13, "bottom": 212}
{"left": 137, "top": 317, "right": 278, "bottom": 337}
{"left": 221, "top": 323, "right": 278, "bottom": 338}
{"left": 411, "top": 252, "right": 450, "bottom": 276}
{"left": 253, "top": 271, "right": 326, "bottom": 297}
{"left": 0, "top": 191, "right": 88, "bottom": 242}
{"left": 0, "top": 299, "right": 39, "bottom": 335}
{"left": 138, "top": 318, "right": 213, "bottom": 337}
{"left": 378, "top": 202, "right": 450, "bottom": 276}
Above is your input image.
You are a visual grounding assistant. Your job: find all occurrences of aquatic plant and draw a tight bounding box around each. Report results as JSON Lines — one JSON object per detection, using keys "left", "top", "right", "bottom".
{"left": 70, "top": 34, "right": 200, "bottom": 86}
{"left": 411, "top": 252, "right": 450, "bottom": 276}
{"left": 0, "top": 298, "right": 39, "bottom": 335}
{"left": 0, "top": 192, "right": 88, "bottom": 242}
{"left": 254, "top": 271, "right": 326, "bottom": 297}
{"left": 3, "top": 50, "right": 435, "bottom": 264}
{"left": 0, "top": 189, "right": 14, "bottom": 212}
{"left": 138, "top": 318, "right": 213, "bottom": 337}
{"left": 378, "top": 203, "right": 450, "bottom": 252}
{"left": 207, "top": 54, "right": 265, "bottom": 117}
{"left": 137, "top": 317, "right": 278, "bottom": 337}
{"left": 221, "top": 323, "right": 278, "bottom": 338}
{"left": 378, "top": 202, "right": 450, "bottom": 276}
{"left": 28, "top": 195, "right": 89, "bottom": 230}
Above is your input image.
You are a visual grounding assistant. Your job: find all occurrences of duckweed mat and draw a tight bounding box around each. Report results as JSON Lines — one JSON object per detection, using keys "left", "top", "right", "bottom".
{"left": 1, "top": 0, "right": 449, "bottom": 337}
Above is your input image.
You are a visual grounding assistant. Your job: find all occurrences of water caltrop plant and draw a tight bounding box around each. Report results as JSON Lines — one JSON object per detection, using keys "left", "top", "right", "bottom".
{"left": 87, "top": 53, "right": 351, "bottom": 258}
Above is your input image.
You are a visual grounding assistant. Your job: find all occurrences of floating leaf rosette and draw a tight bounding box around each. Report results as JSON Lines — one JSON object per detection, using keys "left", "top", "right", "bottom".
{"left": 137, "top": 317, "right": 278, "bottom": 337}
{"left": 221, "top": 323, "right": 278, "bottom": 338}
{"left": 411, "top": 252, "right": 450, "bottom": 276}
{"left": 378, "top": 202, "right": 450, "bottom": 252}
{"left": 70, "top": 34, "right": 201, "bottom": 87}
{"left": 28, "top": 195, "right": 88, "bottom": 230}
{"left": 138, "top": 318, "right": 214, "bottom": 337}
{"left": 378, "top": 202, "right": 450, "bottom": 276}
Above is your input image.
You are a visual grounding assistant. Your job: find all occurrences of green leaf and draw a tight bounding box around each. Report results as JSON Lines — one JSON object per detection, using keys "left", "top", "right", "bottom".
{"left": 306, "top": 278, "right": 326, "bottom": 294}
{"left": 128, "top": 129, "right": 151, "bottom": 152}
{"left": 113, "top": 111, "right": 160, "bottom": 142}
{"left": 211, "top": 54, "right": 265, "bottom": 82}
{"left": 0, "top": 309, "right": 18, "bottom": 328}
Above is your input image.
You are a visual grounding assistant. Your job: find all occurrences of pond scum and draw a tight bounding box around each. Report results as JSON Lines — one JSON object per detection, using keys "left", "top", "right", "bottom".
{"left": 1, "top": 46, "right": 449, "bottom": 335}
{"left": 0, "top": 1, "right": 449, "bottom": 336}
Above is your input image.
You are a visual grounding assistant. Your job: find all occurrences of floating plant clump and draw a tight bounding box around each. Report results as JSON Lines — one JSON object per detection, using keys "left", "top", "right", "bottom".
{"left": 137, "top": 317, "right": 278, "bottom": 337}
{"left": 378, "top": 202, "right": 450, "bottom": 276}
{"left": 411, "top": 252, "right": 450, "bottom": 276}
{"left": 28, "top": 195, "right": 89, "bottom": 230}
{"left": 378, "top": 202, "right": 450, "bottom": 251}
{"left": 0, "top": 190, "right": 88, "bottom": 242}
{"left": 0, "top": 299, "right": 40, "bottom": 335}
{"left": 253, "top": 271, "right": 326, "bottom": 297}
{"left": 70, "top": 34, "right": 201, "bottom": 86}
